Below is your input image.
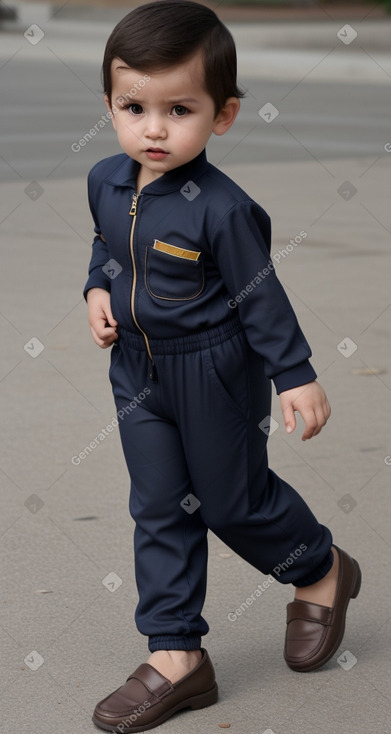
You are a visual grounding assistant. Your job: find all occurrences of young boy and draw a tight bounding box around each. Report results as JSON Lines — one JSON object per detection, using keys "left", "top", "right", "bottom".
{"left": 84, "top": 2, "right": 361, "bottom": 731}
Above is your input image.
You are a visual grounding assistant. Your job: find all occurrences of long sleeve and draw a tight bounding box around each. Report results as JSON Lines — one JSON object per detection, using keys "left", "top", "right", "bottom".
{"left": 83, "top": 171, "right": 112, "bottom": 300}
{"left": 210, "top": 200, "right": 317, "bottom": 394}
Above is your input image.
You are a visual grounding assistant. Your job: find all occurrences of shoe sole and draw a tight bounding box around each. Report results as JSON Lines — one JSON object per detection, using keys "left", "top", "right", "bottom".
{"left": 92, "top": 682, "right": 218, "bottom": 732}
{"left": 285, "top": 557, "right": 361, "bottom": 673}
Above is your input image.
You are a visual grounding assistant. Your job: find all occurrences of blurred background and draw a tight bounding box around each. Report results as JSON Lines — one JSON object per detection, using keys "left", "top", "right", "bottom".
{"left": 1, "top": 0, "right": 390, "bottom": 179}
{"left": 1, "top": 2, "right": 390, "bottom": 733}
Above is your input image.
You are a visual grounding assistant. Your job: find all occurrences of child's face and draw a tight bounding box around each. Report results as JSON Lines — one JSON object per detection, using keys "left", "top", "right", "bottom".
{"left": 105, "top": 50, "right": 239, "bottom": 183}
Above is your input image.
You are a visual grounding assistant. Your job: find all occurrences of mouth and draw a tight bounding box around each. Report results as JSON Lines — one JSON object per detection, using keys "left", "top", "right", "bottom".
{"left": 145, "top": 148, "right": 169, "bottom": 160}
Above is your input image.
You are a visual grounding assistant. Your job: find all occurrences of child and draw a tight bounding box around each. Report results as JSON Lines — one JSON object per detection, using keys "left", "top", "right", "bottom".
{"left": 84, "top": 2, "right": 361, "bottom": 731}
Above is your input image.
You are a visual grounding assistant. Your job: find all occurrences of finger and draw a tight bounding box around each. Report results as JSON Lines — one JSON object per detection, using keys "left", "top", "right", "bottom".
{"left": 90, "top": 325, "right": 106, "bottom": 348}
{"left": 301, "top": 409, "right": 318, "bottom": 440}
{"left": 105, "top": 332, "right": 118, "bottom": 346}
{"left": 281, "top": 401, "right": 296, "bottom": 434}
{"left": 103, "top": 303, "right": 118, "bottom": 328}
{"left": 103, "top": 324, "right": 118, "bottom": 341}
{"left": 93, "top": 321, "right": 117, "bottom": 342}
{"left": 91, "top": 324, "right": 116, "bottom": 349}
{"left": 311, "top": 400, "right": 331, "bottom": 436}
{"left": 311, "top": 423, "right": 323, "bottom": 438}
{"left": 89, "top": 314, "right": 106, "bottom": 335}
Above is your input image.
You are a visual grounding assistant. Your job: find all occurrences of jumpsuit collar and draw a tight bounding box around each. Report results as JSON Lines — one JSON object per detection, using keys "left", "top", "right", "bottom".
{"left": 104, "top": 149, "right": 209, "bottom": 194}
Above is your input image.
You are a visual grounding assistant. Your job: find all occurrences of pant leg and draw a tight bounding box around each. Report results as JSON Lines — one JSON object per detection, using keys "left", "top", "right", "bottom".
{"left": 109, "top": 339, "right": 209, "bottom": 652}
{"left": 159, "top": 325, "right": 333, "bottom": 587}
{"left": 108, "top": 317, "right": 333, "bottom": 656}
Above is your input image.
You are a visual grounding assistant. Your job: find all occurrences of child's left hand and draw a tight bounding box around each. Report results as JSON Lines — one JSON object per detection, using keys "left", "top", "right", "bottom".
{"left": 279, "top": 381, "right": 331, "bottom": 441}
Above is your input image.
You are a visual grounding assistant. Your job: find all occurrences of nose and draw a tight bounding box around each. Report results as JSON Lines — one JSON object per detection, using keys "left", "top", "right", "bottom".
{"left": 144, "top": 113, "right": 167, "bottom": 140}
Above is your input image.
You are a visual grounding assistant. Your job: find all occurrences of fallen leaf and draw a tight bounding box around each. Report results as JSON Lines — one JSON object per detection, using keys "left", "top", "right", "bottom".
{"left": 73, "top": 516, "right": 99, "bottom": 521}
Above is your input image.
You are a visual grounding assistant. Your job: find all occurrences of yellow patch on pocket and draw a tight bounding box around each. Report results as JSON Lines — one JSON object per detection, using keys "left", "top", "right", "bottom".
{"left": 153, "top": 239, "right": 201, "bottom": 261}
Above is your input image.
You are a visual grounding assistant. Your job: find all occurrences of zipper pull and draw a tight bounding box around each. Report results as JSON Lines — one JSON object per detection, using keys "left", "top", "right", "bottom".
{"left": 149, "top": 358, "right": 158, "bottom": 382}
{"left": 129, "top": 193, "right": 138, "bottom": 216}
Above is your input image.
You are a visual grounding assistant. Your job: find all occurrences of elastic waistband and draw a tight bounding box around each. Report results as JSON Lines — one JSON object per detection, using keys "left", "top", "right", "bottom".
{"left": 117, "top": 313, "right": 243, "bottom": 355}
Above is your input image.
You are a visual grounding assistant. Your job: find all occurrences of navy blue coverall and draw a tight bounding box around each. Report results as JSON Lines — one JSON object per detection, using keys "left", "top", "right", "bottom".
{"left": 84, "top": 149, "right": 333, "bottom": 652}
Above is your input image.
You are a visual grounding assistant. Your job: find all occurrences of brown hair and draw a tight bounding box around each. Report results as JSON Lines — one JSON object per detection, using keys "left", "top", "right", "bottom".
{"left": 102, "top": 0, "right": 246, "bottom": 118}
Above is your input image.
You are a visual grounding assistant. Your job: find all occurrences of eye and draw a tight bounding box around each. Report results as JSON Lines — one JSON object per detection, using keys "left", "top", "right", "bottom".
{"left": 127, "top": 103, "right": 143, "bottom": 115}
{"left": 172, "top": 105, "right": 188, "bottom": 116}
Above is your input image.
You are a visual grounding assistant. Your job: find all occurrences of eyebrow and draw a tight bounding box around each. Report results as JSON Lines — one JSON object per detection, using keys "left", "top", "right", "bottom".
{"left": 167, "top": 98, "right": 200, "bottom": 104}
{"left": 114, "top": 96, "right": 201, "bottom": 105}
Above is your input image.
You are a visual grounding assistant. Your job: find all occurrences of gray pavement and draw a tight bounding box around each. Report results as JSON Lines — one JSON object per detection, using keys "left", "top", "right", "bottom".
{"left": 1, "top": 8, "right": 391, "bottom": 734}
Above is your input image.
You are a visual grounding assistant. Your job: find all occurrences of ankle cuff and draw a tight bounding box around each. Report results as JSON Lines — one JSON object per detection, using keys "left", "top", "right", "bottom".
{"left": 294, "top": 549, "right": 334, "bottom": 587}
{"left": 148, "top": 635, "right": 201, "bottom": 652}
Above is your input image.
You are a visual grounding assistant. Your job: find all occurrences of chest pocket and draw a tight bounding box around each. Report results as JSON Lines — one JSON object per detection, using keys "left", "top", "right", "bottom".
{"left": 144, "top": 240, "right": 205, "bottom": 301}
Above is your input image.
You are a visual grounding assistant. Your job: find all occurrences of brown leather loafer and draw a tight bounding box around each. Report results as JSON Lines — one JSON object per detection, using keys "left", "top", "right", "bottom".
{"left": 284, "top": 546, "right": 361, "bottom": 672}
{"left": 92, "top": 647, "right": 218, "bottom": 732}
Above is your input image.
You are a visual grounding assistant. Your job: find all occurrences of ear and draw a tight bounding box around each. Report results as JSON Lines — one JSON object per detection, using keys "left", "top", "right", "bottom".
{"left": 212, "top": 97, "right": 240, "bottom": 136}
{"left": 104, "top": 94, "right": 117, "bottom": 131}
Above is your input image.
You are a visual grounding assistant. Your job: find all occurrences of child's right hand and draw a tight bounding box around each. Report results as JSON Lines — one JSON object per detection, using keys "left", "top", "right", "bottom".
{"left": 87, "top": 288, "right": 118, "bottom": 348}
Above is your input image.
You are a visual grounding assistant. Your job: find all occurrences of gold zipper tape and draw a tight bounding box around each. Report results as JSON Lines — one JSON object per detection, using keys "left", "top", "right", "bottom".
{"left": 153, "top": 239, "right": 201, "bottom": 261}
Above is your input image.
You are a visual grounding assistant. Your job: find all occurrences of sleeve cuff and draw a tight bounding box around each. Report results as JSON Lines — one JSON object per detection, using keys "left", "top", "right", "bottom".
{"left": 273, "top": 360, "right": 317, "bottom": 395}
{"left": 83, "top": 275, "right": 111, "bottom": 302}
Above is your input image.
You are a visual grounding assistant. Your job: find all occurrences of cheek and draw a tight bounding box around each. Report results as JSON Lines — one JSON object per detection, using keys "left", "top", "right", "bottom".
{"left": 109, "top": 109, "right": 125, "bottom": 132}
{"left": 176, "top": 119, "right": 205, "bottom": 142}
{"left": 116, "top": 117, "right": 134, "bottom": 137}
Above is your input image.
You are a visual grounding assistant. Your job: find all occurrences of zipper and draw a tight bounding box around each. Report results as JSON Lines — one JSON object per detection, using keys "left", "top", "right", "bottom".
{"left": 129, "top": 193, "right": 158, "bottom": 382}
